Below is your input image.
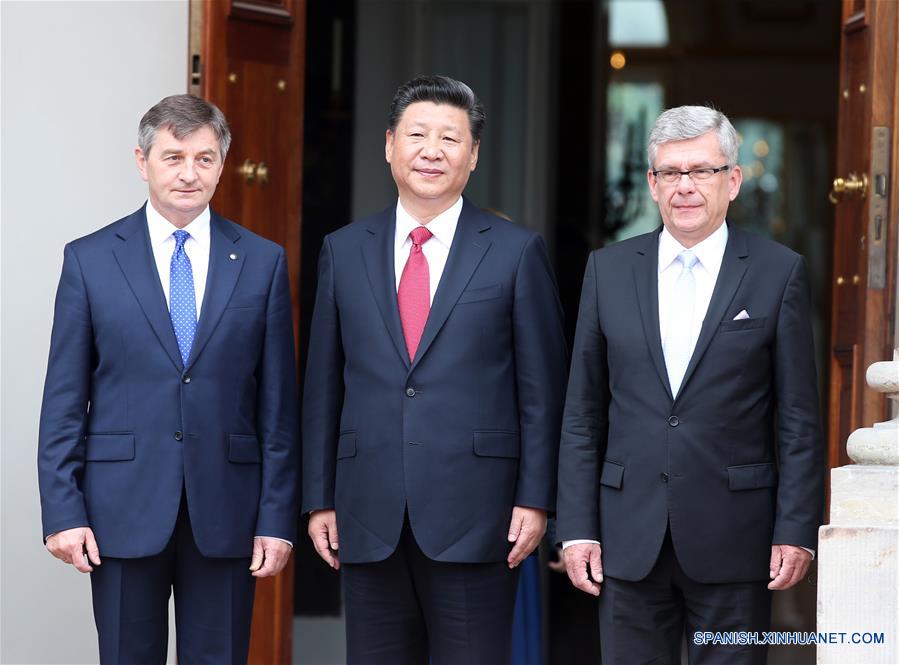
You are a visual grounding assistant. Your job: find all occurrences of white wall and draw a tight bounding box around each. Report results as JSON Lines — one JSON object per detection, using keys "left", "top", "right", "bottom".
{"left": 1, "top": 2, "right": 188, "bottom": 662}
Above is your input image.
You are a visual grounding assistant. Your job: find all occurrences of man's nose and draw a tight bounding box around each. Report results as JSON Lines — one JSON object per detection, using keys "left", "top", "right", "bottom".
{"left": 420, "top": 137, "right": 442, "bottom": 159}
{"left": 179, "top": 160, "right": 197, "bottom": 182}
{"left": 675, "top": 173, "right": 696, "bottom": 193}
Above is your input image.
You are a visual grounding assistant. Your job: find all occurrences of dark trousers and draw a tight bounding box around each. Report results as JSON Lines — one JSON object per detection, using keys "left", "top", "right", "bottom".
{"left": 599, "top": 530, "right": 771, "bottom": 665}
{"left": 90, "top": 497, "right": 256, "bottom": 665}
{"left": 341, "top": 515, "right": 520, "bottom": 665}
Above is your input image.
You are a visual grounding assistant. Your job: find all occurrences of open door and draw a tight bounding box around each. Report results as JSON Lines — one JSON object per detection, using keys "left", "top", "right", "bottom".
{"left": 189, "top": 0, "right": 306, "bottom": 662}
{"left": 828, "top": 0, "right": 897, "bottom": 474}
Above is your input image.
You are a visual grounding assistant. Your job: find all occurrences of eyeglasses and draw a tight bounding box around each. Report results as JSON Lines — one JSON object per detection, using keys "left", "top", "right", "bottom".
{"left": 651, "top": 165, "right": 730, "bottom": 184}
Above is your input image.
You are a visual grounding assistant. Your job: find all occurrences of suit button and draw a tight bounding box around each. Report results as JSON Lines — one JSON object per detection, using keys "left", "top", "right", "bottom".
{"left": 182, "top": 376, "right": 191, "bottom": 384}
{"left": 667, "top": 416, "right": 679, "bottom": 427}
{"left": 174, "top": 431, "right": 183, "bottom": 441}
{"left": 660, "top": 472, "right": 669, "bottom": 483}
{"left": 406, "top": 388, "right": 416, "bottom": 397}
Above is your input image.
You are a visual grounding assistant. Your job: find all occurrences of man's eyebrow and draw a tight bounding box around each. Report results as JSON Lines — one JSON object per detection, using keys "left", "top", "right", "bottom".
{"left": 404, "top": 122, "right": 462, "bottom": 132}
{"left": 159, "top": 147, "right": 218, "bottom": 157}
{"left": 655, "top": 161, "right": 718, "bottom": 170}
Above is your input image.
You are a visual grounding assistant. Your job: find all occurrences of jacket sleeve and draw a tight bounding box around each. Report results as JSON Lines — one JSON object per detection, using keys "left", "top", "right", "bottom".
{"left": 555, "top": 251, "right": 609, "bottom": 543}
{"left": 511, "top": 234, "right": 568, "bottom": 512}
{"left": 772, "top": 255, "right": 825, "bottom": 549}
{"left": 38, "top": 244, "right": 93, "bottom": 540}
{"left": 301, "top": 236, "right": 345, "bottom": 514}
{"left": 253, "top": 248, "right": 301, "bottom": 541}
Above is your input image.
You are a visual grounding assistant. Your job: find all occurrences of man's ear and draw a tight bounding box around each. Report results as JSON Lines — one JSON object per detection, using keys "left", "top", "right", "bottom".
{"left": 728, "top": 164, "right": 743, "bottom": 201}
{"left": 647, "top": 169, "right": 660, "bottom": 202}
{"left": 385, "top": 130, "right": 394, "bottom": 164}
{"left": 134, "top": 147, "right": 149, "bottom": 182}
{"left": 469, "top": 141, "right": 480, "bottom": 172}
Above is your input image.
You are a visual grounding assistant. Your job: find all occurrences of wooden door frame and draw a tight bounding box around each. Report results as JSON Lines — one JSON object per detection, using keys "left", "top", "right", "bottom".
{"left": 828, "top": 0, "right": 897, "bottom": 475}
{"left": 188, "top": 0, "right": 305, "bottom": 662}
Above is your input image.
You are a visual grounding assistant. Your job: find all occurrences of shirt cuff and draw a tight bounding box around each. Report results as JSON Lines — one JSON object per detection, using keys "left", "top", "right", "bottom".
{"left": 562, "top": 539, "right": 600, "bottom": 549}
{"left": 255, "top": 535, "right": 293, "bottom": 548}
{"left": 802, "top": 546, "right": 815, "bottom": 560}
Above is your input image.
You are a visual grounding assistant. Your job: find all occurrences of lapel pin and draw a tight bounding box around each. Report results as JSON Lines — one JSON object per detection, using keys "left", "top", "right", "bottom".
{"left": 229, "top": 253, "right": 239, "bottom": 261}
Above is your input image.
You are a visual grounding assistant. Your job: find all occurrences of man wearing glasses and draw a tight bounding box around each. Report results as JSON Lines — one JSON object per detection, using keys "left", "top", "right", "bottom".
{"left": 556, "top": 106, "right": 824, "bottom": 664}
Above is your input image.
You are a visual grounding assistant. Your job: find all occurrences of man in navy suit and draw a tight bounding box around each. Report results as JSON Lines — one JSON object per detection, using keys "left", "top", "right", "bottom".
{"left": 556, "top": 106, "right": 824, "bottom": 664}
{"left": 38, "top": 94, "right": 299, "bottom": 664}
{"left": 302, "top": 75, "right": 567, "bottom": 664}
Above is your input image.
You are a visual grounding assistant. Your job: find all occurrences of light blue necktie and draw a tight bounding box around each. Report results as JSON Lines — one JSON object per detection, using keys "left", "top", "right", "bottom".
{"left": 663, "top": 250, "right": 699, "bottom": 397}
{"left": 170, "top": 230, "right": 197, "bottom": 367}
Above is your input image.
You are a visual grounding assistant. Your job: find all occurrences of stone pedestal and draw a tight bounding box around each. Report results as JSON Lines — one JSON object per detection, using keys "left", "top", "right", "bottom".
{"left": 818, "top": 467, "right": 898, "bottom": 664}
{"left": 818, "top": 351, "right": 899, "bottom": 664}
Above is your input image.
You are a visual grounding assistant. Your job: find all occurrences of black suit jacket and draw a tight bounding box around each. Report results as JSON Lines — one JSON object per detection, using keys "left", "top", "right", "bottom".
{"left": 556, "top": 225, "right": 824, "bottom": 583}
{"left": 302, "top": 200, "right": 567, "bottom": 564}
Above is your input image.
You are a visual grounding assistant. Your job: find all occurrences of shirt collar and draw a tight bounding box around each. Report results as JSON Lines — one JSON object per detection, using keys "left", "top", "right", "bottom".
{"left": 395, "top": 197, "right": 463, "bottom": 248}
{"left": 145, "top": 200, "right": 211, "bottom": 248}
{"left": 658, "top": 221, "right": 729, "bottom": 275}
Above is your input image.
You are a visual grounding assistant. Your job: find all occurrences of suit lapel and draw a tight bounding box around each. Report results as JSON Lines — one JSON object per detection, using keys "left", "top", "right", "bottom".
{"left": 112, "top": 206, "right": 184, "bottom": 372}
{"left": 361, "top": 206, "right": 410, "bottom": 369}
{"left": 185, "top": 213, "right": 243, "bottom": 371}
{"left": 410, "top": 201, "right": 491, "bottom": 373}
{"left": 632, "top": 228, "right": 673, "bottom": 400}
{"left": 676, "top": 226, "right": 749, "bottom": 401}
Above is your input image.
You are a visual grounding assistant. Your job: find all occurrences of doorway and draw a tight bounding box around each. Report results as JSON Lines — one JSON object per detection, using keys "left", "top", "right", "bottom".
{"left": 294, "top": 1, "right": 842, "bottom": 664}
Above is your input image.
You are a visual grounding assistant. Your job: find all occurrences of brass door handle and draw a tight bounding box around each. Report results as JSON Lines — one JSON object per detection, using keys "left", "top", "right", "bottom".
{"left": 237, "top": 159, "right": 257, "bottom": 183}
{"left": 829, "top": 172, "right": 868, "bottom": 204}
{"left": 256, "top": 162, "right": 269, "bottom": 185}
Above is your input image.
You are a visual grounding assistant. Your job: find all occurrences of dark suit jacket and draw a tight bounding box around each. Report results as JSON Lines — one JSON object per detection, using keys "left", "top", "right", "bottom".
{"left": 556, "top": 225, "right": 824, "bottom": 583}
{"left": 302, "top": 200, "right": 567, "bottom": 564}
{"left": 38, "top": 205, "right": 299, "bottom": 558}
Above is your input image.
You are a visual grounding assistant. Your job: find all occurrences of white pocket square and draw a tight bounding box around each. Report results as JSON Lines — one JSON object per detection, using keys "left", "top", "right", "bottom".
{"left": 733, "top": 309, "right": 750, "bottom": 321}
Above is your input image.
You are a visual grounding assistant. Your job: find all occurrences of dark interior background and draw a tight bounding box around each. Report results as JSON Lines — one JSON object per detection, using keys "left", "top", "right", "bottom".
{"left": 294, "top": 2, "right": 841, "bottom": 663}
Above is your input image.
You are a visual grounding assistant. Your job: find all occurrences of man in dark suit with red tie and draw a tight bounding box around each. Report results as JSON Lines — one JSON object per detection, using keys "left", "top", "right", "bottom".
{"left": 302, "top": 75, "right": 567, "bottom": 664}
{"left": 556, "top": 105, "right": 824, "bottom": 664}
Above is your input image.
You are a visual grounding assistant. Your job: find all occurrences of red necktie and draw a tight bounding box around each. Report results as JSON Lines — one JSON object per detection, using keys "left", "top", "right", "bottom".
{"left": 398, "top": 225, "right": 433, "bottom": 361}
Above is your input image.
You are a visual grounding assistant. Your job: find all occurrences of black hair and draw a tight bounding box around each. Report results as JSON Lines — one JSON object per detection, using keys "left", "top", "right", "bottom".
{"left": 388, "top": 75, "right": 486, "bottom": 143}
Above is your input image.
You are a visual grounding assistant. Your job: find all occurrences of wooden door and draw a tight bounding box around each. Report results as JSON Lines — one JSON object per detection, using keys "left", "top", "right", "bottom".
{"left": 828, "top": 0, "right": 897, "bottom": 471}
{"left": 189, "top": 0, "right": 305, "bottom": 662}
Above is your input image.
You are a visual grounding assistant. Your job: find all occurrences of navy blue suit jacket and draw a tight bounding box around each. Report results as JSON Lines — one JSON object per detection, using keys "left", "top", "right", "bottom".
{"left": 38, "top": 205, "right": 299, "bottom": 558}
{"left": 556, "top": 226, "right": 825, "bottom": 583}
{"left": 302, "top": 200, "right": 567, "bottom": 564}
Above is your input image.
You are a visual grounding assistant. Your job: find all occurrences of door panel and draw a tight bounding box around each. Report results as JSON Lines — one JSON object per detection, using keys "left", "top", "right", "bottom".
{"left": 829, "top": 0, "right": 897, "bottom": 474}
{"left": 190, "top": 1, "right": 305, "bottom": 662}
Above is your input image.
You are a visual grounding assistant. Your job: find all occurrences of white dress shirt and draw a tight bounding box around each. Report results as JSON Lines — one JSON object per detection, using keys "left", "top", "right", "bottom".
{"left": 657, "top": 222, "right": 728, "bottom": 358}
{"left": 393, "top": 197, "right": 462, "bottom": 302}
{"left": 146, "top": 201, "right": 211, "bottom": 316}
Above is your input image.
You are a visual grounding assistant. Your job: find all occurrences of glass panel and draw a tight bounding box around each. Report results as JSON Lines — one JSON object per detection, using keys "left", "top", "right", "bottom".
{"left": 728, "top": 119, "right": 786, "bottom": 238}
{"left": 608, "top": 0, "right": 669, "bottom": 47}
{"left": 605, "top": 81, "right": 664, "bottom": 242}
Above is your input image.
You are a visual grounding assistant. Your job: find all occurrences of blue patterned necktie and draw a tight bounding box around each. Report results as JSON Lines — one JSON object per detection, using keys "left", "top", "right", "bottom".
{"left": 663, "top": 250, "right": 699, "bottom": 397}
{"left": 170, "top": 230, "right": 197, "bottom": 366}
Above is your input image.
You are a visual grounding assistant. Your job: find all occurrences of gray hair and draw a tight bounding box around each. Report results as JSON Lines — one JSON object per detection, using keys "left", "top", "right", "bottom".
{"left": 138, "top": 94, "right": 231, "bottom": 159}
{"left": 388, "top": 75, "right": 486, "bottom": 144}
{"left": 647, "top": 105, "right": 738, "bottom": 168}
